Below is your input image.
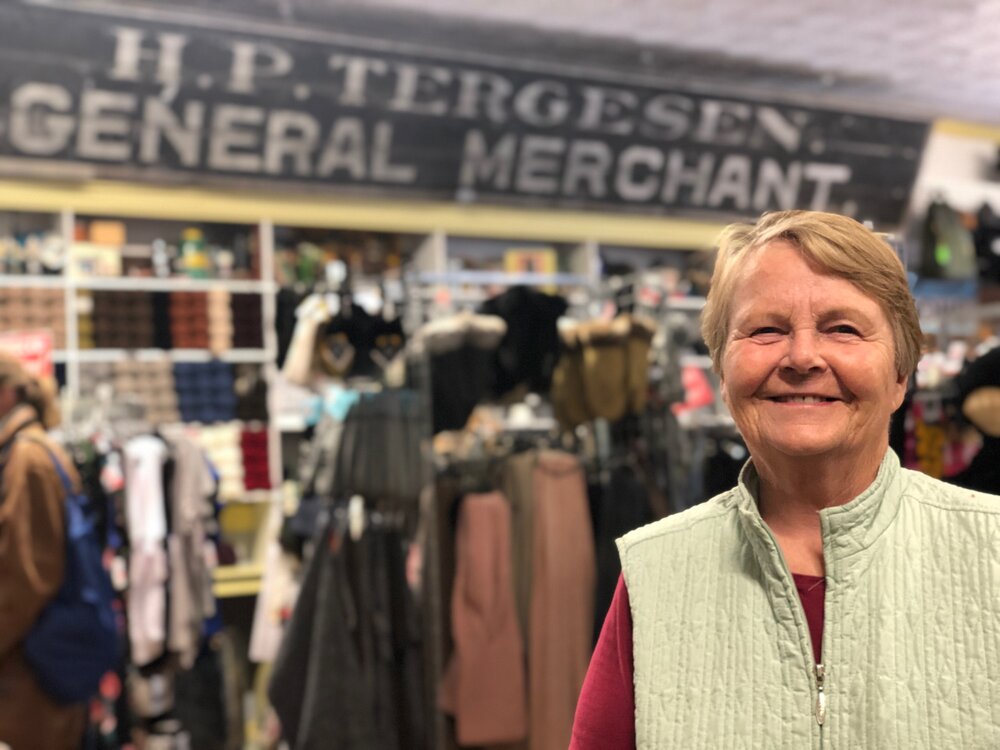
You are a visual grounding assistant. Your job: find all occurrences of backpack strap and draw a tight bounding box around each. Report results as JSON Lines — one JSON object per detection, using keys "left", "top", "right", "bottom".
{"left": 17, "top": 435, "right": 75, "bottom": 496}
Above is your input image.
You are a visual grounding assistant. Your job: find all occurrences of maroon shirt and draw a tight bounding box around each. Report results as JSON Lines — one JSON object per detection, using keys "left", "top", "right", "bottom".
{"left": 570, "top": 573, "right": 826, "bottom": 750}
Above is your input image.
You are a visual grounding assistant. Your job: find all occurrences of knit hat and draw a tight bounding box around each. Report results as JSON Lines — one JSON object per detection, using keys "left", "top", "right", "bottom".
{"left": 550, "top": 326, "right": 590, "bottom": 430}
{"left": 579, "top": 317, "right": 631, "bottom": 422}
{"left": 626, "top": 315, "right": 657, "bottom": 414}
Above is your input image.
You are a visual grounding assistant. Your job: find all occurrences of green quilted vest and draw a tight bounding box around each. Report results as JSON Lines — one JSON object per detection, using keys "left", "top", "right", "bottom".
{"left": 618, "top": 450, "right": 1000, "bottom": 749}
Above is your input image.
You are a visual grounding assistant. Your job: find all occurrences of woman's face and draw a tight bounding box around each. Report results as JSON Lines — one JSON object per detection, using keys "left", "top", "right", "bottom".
{"left": 720, "top": 240, "right": 907, "bottom": 467}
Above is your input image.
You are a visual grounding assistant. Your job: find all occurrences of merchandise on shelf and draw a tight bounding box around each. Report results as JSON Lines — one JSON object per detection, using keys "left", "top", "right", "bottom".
{"left": 115, "top": 361, "right": 180, "bottom": 425}
{"left": 240, "top": 427, "right": 271, "bottom": 491}
{"left": 195, "top": 422, "right": 246, "bottom": 501}
{"left": 173, "top": 361, "right": 236, "bottom": 424}
{"left": 234, "top": 364, "right": 269, "bottom": 422}
{"left": 91, "top": 291, "right": 155, "bottom": 349}
{"left": 76, "top": 291, "right": 95, "bottom": 349}
{"left": 170, "top": 292, "right": 210, "bottom": 349}
{"left": 0, "top": 288, "right": 66, "bottom": 348}
{"left": 231, "top": 293, "right": 264, "bottom": 349}
{"left": 179, "top": 227, "right": 211, "bottom": 279}
{"left": 207, "top": 289, "right": 233, "bottom": 355}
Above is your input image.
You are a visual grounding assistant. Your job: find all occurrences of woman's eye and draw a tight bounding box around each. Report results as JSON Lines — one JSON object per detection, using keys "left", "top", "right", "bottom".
{"left": 751, "top": 326, "right": 783, "bottom": 337}
{"left": 829, "top": 324, "right": 860, "bottom": 335}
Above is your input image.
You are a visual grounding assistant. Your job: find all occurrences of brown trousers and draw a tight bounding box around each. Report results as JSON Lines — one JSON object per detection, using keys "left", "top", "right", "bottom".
{"left": 529, "top": 451, "right": 596, "bottom": 750}
{"left": 439, "top": 492, "right": 528, "bottom": 746}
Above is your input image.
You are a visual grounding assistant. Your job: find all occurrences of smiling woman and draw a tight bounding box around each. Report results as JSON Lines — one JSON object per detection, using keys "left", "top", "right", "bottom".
{"left": 571, "top": 210, "right": 1000, "bottom": 749}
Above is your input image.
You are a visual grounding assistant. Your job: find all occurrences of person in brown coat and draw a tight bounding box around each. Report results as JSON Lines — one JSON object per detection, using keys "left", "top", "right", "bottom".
{"left": 0, "top": 352, "right": 87, "bottom": 750}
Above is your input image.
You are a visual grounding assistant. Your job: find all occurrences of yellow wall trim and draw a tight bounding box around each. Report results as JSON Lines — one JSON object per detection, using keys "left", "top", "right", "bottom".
{"left": 0, "top": 177, "right": 725, "bottom": 250}
{"left": 934, "top": 119, "right": 1000, "bottom": 144}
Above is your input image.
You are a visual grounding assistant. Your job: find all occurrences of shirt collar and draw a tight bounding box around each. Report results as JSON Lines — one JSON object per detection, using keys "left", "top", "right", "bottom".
{"left": 734, "top": 449, "right": 904, "bottom": 580}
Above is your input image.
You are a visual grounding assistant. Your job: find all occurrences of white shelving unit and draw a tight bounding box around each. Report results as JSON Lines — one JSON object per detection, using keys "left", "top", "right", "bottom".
{"left": 0, "top": 210, "right": 283, "bottom": 596}
{"left": 54, "top": 348, "right": 276, "bottom": 364}
{"left": 0, "top": 274, "right": 276, "bottom": 294}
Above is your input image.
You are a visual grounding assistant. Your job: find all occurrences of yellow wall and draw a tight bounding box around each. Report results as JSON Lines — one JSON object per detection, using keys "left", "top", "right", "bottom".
{"left": 0, "top": 177, "right": 725, "bottom": 250}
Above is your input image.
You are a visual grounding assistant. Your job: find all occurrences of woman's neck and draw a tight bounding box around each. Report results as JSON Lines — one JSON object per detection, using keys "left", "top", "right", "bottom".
{"left": 752, "top": 449, "right": 885, "bottom": 577}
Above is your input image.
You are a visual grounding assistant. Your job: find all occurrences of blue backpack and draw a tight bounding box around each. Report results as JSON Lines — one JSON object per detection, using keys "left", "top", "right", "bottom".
{"left": 21, "top": 440, "right": 120, "bottom": 704}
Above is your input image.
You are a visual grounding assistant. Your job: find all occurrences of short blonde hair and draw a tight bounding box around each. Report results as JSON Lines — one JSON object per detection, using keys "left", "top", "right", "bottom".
{"left": 700, "top": 210, "right": 922, "bottom": 378}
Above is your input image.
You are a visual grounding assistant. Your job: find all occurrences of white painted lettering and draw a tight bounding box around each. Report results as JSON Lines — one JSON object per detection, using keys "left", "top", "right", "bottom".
{"left": 264, "top": 110, "right": 320, "bottom": 176}
{"left": 371, "top": 122, "right": 417, "bottom": 183}
{"left": 140, "top": 98, "right": 204, "bottom": 167}
{"left": 108, "top": 27, "right": 187, "bottom": 87}
{"left": 755, "top": 107, "right": 803, "bottom": 153}
{"left": 513, "top": 81, "right": 570, "bottom": 127}
{"left": 329, "top": 55, "right": 389, "bottom": 106}
{"left": 562, "top": 140, "right": 612, "bottom": 198}
{"left": 317, "top": 117, "right": 366, "bottom": 178}
{"left": 459, "top": 130, "right": 516, "bottom": 189}
{"left": 752, "top": 159, "right": 802, "bottom": 210}
{"left": 388, "top": 63, "right": 452, "bottom": 116}
{"left": 641, "top": 94, "right": 694, "bottom": 141}
{"left": 615, "top": 146, "right": 664, "bottom": 201}
{"left": 578, "top": 86, "right": 638, "bottom": 135}
{"left": 208, "top": 104, "right": 264, "bottom": 172}
{"left": 77, "top": 90, "right": 137, "bottom": 161}
{"left": 453, "top": 70, "right": 514, "bottom": 123}
{"left": 706, "top": 154, "right": 752, "bottom": 209}
{"left": 694, "top": 100, "right": 753, "bottom": 146}
{"left": 9, "top": 83, "right": 75, "bottom": 156}
{"left": 804, "top": 162, "right": 851, "bottom": 210}
{"left": 516, "top": 135, "right": 565, "bottom": 193}
{"left": 227, "top": 41, "right": 293, "bottom": 94}
{"left": 661, "top": 150, "right": 714, "bottom": 204}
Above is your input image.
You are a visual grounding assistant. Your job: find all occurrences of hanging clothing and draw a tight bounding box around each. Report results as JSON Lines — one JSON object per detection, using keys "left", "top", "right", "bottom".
{"left": 333, "top": 390, "right": 426, "bottom": 506}
{"left": 124, "top": 435, "right": 170, "bottom": 668}
{"left": 408, "top": 312, "right": 506, "bottom": 434}
{"left": 269, "top": 518, "right": 426, "bottom": 750}
{"left": 478, "top": 286, "right": 568, "bottom": 398}
{"left": 166, "top": 434, "right": 218, "bottom": 670}
{"left": 438, "top": 492, "right": 527, "bottom": 746}
{"left": 499, "top": 451, "right": 538, "bottom": 648}
{"left": 529, "top": 451, "right": 596, "bottom": 750}
{"left": 591, "top": 466, "right": 652, "bottom": 644}
{"left": 946, "top": 344, "right": 1000, "bottom": 492}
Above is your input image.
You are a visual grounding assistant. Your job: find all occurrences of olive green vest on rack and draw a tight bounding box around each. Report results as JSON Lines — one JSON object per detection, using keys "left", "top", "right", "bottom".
{"left": 617, "top": 450, "right": 1000, "bottom": 749}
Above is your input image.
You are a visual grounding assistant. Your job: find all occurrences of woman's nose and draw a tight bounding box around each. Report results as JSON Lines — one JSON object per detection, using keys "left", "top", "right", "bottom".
{"left": 782, "top": 330, "right": 826, "bottom": 373}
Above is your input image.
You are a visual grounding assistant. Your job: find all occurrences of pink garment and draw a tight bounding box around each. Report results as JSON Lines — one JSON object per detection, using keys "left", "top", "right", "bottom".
{"left": 530, "top": 452, "right": 596, "bottom": 750}
{"left": 439, "top": 492, "right": 528, "bottom": 746}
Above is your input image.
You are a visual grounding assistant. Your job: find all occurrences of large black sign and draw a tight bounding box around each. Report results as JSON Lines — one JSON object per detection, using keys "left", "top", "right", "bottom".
{"left": 0, "top": 1, "right": 928, "bottom": 224}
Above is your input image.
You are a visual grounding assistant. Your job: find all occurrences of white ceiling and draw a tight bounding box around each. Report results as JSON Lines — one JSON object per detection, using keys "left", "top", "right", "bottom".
{"left": 354, "top": 0, "right": 1000, "bottom": 126}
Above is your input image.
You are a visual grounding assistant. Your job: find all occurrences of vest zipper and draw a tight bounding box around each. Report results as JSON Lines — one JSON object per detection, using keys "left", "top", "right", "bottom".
{"left": 815, "top": 663, "right": 827, "bottom": 726}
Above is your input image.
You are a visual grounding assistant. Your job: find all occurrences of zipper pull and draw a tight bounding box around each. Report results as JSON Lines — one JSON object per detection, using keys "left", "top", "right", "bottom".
{"left": 815, "top": 664, "right": 827, "bottom": 726}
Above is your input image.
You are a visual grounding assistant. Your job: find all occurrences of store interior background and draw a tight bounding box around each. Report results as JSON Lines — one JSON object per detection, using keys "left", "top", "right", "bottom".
{"left": 4, "top": 0, "right": 1000, "bottom": 748}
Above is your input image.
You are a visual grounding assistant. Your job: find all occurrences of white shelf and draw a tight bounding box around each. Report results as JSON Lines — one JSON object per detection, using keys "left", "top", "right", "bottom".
{"left": 69, "top": 276, "right": 275, "bottom": 294}
{"left": 221, "top": 489, "right": 280, "bottom": 504}
{"left": 54, "top": 348, "right": 275, "bottom": 364}
{"left": 0, "top": 275, "right": 66, "bottom": 288}
{"left": 413, "top": 270, "right": 593, "bottom": 287}
{"left": 0, "top": 274, "right": 275, "bottom": 293}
